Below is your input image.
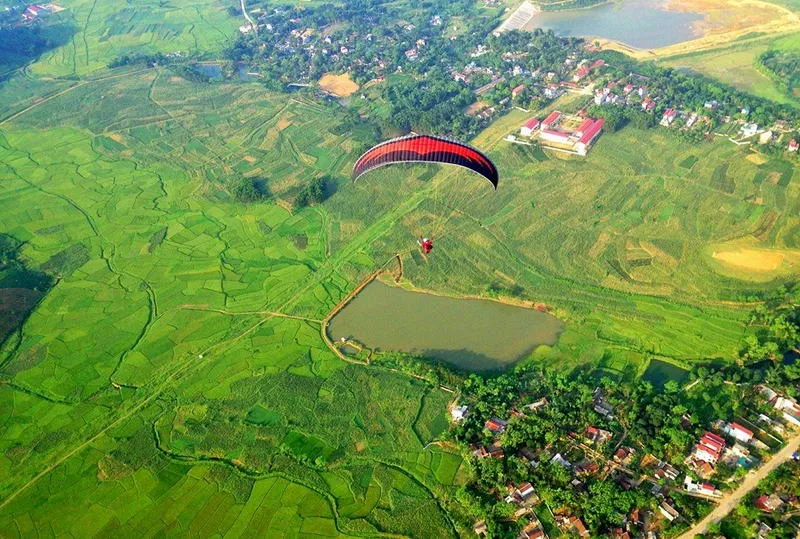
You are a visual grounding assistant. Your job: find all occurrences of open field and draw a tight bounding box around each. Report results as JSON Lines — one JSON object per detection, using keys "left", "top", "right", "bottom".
{"left": 319, "top": 73, "right": 360, "bottom": 97}
{"left": 661, "top": 32, "right": 800, "bottom": 104}
{"left": 20, "top": 0, "right": 238, "bottom": 77}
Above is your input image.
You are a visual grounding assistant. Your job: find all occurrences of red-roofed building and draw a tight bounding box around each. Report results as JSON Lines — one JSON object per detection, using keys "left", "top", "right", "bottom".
{"left": 725, "top": 422, "right": 754, "bottom": 444}
{"left": 641, "top": 97, "right": 655, "bottom": 111}
{"left": 591, "top": 59, "right": 605, "bottom": 69}
{"left": 756, "top": 494, "right": 784, "bottom": 512}
{"left": 540, "top": 129, "right": 571, "bottom": 145}
{"left": 485, "top": 417, "right": 507, "bottom": 434}
{"left": 542, "top": 111, "right": 562, "bottom": 128}
{"left": 694, "top": 432, "right": 726, "bottom": 465}
{"left": 575, "top": 119, "right": 604, "bottom": 155}
{"left": 573, "top": 65, "right": 590, "bottom": 82}
{"left": 660, "top": 108, "right": 678, "bottom": 126}
{"left": 575, "top": 118, "right": 594, "bottom": 136}
{"left": 512, "top": 84, "right": 526, "bottom": 98}
{"left": 623, "top": 83, "right": 635, "bottom": 95}
{"left": 520, "top": 118, "right": 540, "bottom": 137}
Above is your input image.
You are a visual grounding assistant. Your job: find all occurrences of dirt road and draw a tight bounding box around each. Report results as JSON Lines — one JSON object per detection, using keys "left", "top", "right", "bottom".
{"left": 679, "top": 431, "right": 800, "bottom": 538}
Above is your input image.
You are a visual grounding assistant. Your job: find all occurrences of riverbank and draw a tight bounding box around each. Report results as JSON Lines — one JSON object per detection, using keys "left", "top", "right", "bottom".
{"left": 596, "top": 0, "right": 800, "bottom": 60}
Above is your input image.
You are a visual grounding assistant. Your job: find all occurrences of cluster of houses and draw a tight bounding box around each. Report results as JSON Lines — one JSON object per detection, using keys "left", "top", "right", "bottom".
{"left": 512, "top": 110, "right": 605, "bottom": 156}
{"left": 759, "top": 385, "right": 800, "bottom": 428}
{"left": 2, "top": 3, "right": 60, "bottom": 22}
{"left": 456, "top": 377, "right": 800, "bottom": 538}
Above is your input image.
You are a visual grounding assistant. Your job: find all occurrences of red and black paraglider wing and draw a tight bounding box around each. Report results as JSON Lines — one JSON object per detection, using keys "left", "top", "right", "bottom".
{"left": 352, "top": 135, "right": 498, "bottom": 188}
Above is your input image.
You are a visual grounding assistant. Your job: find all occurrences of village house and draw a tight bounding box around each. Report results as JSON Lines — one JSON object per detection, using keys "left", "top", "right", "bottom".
{"left": 485, "top": 417, "right": 508, "bottom": 434}
{"left": 789, "top": 139, "right": 798, "bottom": 152}
{"left": 614, "top": 446, "right": 636, "bottom": 466}
{"left": 741, "top": 123, "right": 759, "bottom": 138}
{"left": 523, "top": 397, "right": 548, "bottom": 412}
{"left": 659, "top": 501, "right": 680, "bottom": 522}
{"left": 450, "top": 405, "right": 468, "bottom": 422}
{"left": 759, "top": 130, "right": 774, "bottom": 145}
{"left": 692, "top": 432, "right": 726, "bottom": 466}
{"left": 551, "top": 452, "right": 571, "bottom": 468}
{"left": 611, "top": 528, "right": 631, "bottom": 539}
{"left": 519, "top": 523, "right": 545, "bottom": 539}
{"left": 623, "top": 83, "right": 635, "bottom": 95}
{"left": 474, "top": 520, "right": 488, "bottom": 536}
{"left": 755, "top": 494, "right": 784, "bottom": 513}
{"left": 641, "top": 97, "right": 655, "bottom": 112}
{"left": 593, "top": 388, "right": 614, "bottom": 419}
{"left": 584, "top": 425, "right": 613, "bottom": 445}
{"left": 557, "top": 516, "right": 589, "bottom": 538}
{"left": 660, "top": 108, "right": 678, "bottom": 127}
{"left": 505, "top": 482, "right": 539, "bottom": 506}
{"left": 774, "top": 396, "right": 800, "bottom": 426}
{"left": 724, "top": 422, "right": 754, "bottom": 444}
{"left": 543, "top": 84, "right": 561, "bottom": 99}
{"left": 684, "top": 476, "right": 720, "bottom": 497}
{"left": 511, "top": 84, "right": 526, "bottom": 98}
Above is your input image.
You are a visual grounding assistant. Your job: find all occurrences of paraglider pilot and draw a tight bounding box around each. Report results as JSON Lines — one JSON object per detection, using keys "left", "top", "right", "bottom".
{"left": 418, "top": 237, "right": 433, "bottom": 255}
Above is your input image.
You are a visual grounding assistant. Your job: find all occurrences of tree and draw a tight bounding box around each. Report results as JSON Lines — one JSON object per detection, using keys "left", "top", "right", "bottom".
{"left": 295, "top": 177, "right": 332, "bottom": 207}
{"left": 233, "top": 177, "right": 269, "bottom": 202}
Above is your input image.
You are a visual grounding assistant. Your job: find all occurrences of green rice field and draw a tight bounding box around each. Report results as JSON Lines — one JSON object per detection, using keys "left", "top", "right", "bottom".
{"left": 1, "top": 2, "right": 799, "bottom": 536}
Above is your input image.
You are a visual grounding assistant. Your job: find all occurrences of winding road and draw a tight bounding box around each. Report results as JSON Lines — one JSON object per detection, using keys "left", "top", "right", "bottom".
{"left": 679, "top": 431, "right": 800, "bottom": 539}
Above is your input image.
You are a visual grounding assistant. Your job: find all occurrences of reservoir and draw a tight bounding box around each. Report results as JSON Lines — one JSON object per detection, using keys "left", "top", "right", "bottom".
{"left": 328, "top": 281, "right": 564, "bottom": 371}
{"left": 524, "top": 0, "right": 704, "bottom": 49}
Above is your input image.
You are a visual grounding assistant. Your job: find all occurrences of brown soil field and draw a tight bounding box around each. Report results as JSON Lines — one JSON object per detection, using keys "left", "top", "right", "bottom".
{"left": 318, "top": 73, "right": 359, "bottom": 97}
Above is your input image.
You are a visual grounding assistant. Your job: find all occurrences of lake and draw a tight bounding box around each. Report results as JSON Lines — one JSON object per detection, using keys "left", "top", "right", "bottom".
{"left": 642, "top": 358, "right": 689, "bottom": 388}
{"left": 524, "top": 0, "right": 704, "bottom": 49}
{"left": 328, "top": 281, "right": 564, "bottom": 371}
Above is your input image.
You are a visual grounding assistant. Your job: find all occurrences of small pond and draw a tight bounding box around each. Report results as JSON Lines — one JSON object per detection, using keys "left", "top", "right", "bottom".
{"left": 642, "top": 358, "right": 689, "bottom": 388}
{"left": 328, "top": 281, "right": 564, "bottom": 371}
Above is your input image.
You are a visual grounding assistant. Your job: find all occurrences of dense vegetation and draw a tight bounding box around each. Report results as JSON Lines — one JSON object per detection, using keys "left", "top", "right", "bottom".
{"left": 758, "top": 49, "right": 800, "bottom": 99}
{"left": 0, "top": 234, "right": 53, "bottom": 345}
{"left": 451, "top": 287, "right": 800, "bottom": 537}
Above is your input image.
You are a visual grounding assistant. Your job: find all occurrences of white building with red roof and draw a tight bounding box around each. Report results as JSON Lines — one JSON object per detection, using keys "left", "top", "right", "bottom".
{"left": 789, "top": 138, "right": 798, "bottom": 152}
{"left": 574, "top": 118, "right": 604, "bottom": 156}
{"left": 693, "top": 432, "right": 726, "bottom": 465}
{"left": 724, "top": 422, "right": 754, "bottom": 444}
{"left": 512, "top": 84, "right": 526, "bottom": 98}
{"left": 541, "top": 111, "right": 562, "bottom": 129}
{"left": 520, "top": 118, "right": 540, "bottom": 137}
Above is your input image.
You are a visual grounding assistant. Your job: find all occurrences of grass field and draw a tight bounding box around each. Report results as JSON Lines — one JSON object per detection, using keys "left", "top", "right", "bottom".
{"left": 661, "top": 32, "right": 800, "bottom": 105}
{"left": 0, "top": 2, "right": 798, "bottom": 534}
{"left": 20, "top": 0, "right": 237, "bottom": 77}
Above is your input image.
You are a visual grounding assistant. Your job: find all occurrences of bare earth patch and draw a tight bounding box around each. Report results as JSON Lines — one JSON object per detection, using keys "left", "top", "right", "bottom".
{"left": 318, "top": 73, "right": 359, "bottom": 97}
{"left": 712, "top": 248, "right": 785, "bottom": 271}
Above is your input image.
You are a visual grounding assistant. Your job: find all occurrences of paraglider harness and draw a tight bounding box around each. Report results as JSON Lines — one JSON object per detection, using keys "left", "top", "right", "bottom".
{"left": 418, "top": 238, "right": 433, "bottom": 255}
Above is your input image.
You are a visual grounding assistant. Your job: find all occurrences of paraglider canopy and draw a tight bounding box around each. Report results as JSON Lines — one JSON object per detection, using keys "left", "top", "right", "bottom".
{"left": 352, "top": 134, "right": 498, "bottom": 188}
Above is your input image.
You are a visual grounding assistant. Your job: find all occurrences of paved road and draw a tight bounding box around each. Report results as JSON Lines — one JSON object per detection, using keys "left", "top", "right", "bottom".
{"left": 679, "top": 431, "right": 800, "bottom": 539}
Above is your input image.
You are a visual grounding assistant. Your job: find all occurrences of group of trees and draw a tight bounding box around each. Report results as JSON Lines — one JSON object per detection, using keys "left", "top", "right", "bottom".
{"left": 232, "top": 177, "right": 270, "bottom": 203}
{"left": 758, "top": 49, "right": 800, "bottom": 100}
{"left": 295, "top": 177, "right": 333, "bottom": 207}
